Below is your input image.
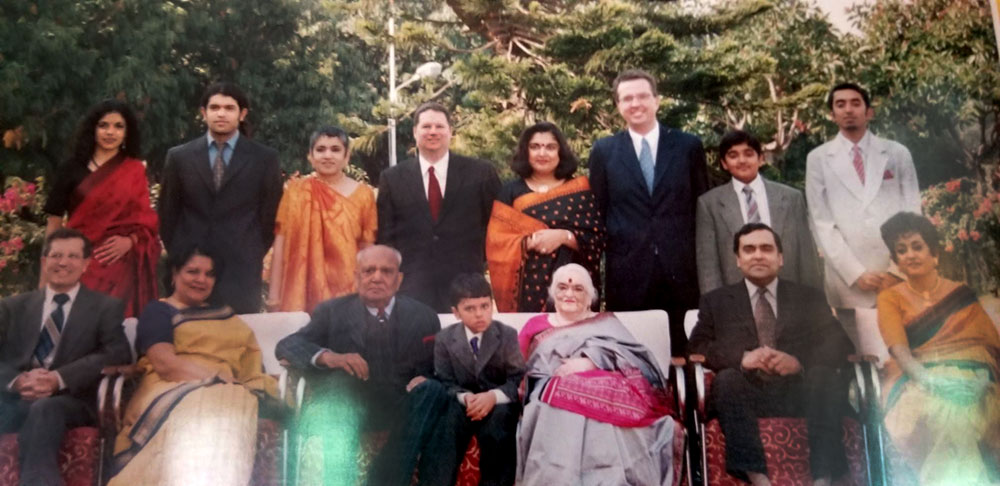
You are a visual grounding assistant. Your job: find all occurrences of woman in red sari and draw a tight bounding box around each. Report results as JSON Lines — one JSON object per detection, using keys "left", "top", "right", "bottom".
{"left": 43, "top": 100, "right": 160, "bottom": 317}
{"left": 486, "top": 122, "right": 604, "bottom": 312}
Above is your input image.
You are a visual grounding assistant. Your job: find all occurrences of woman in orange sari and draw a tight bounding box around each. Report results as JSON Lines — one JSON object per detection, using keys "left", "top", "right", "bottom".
{"left": 43, "top": 99, "right": 160, "bottom": 317}
{"left": 876, "top": 212, "right": 1000, "bottom": 485}
{"left": 267, "top": 126, "right": 376, "bottom": 312}
{"left": 486, "top": 122, "right": 604, "bottom": 312}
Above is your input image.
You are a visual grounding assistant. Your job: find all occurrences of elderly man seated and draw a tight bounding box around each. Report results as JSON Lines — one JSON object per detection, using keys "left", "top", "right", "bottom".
{"left": 687, "top": 223, "right": 852, "bottom": 486}
{"left": 276, "top": 245, "right": 447, "bottom": 485}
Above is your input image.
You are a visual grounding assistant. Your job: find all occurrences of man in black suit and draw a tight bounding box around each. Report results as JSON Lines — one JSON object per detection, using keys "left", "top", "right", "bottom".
{"left": 275, "top": 245, "right": 445, "bottom": 485}
{"left": 589, "top": 69, "right": 709, "bottom": 355}
{"left": 0, "top": 228, "right": 130, "bottom": 486}
{"left": 158, "top": 82, "right": 283, "bottom": 313}
{"left": 431, "top": 273, "right": 525, "bottom": 486}
{"left": 687, "top": 223, "right": 852, "bottom": 486}
{"left": 377, "top": 102, "right": 501, "bottom": 312}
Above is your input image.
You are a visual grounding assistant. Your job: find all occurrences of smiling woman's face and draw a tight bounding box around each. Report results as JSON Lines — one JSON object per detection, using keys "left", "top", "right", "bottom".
{"left": 552, "top": 270, "right": 591, "bottom": 317}
{"left": 172, "top": 255, "right": 216, "bottom": 307}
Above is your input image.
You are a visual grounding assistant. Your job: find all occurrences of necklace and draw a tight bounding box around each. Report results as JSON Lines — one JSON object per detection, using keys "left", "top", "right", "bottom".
{"left": 905, "top": 275, "right": 941, "bottom": 301}
{"left": 526, "top": 177, "right": 561, "bottom": 193}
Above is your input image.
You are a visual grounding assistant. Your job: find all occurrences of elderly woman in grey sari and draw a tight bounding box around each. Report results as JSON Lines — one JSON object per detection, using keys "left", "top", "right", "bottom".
{"left": 516, "top": 263, "right": 675, "bottom": 485}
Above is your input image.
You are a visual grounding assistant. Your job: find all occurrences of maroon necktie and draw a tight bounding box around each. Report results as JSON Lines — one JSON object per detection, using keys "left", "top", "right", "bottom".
{"left": 852, "top": 144, "right": 866, "bottom": 185}
{"left": 427, "top": 166, "right": 442, "bottom": 222}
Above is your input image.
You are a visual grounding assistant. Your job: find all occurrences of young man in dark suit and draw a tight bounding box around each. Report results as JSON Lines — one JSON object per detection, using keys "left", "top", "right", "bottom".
{"left": 696, "top": 130, "right": 821, "bottom": 294}
{"left": 158, "top": 82, "right": 283, "bottom": 313}
{"left": 687, "top": 223, "right": 852, "bottom": 486}
{"left": 275, "top": 245, "right": 445, "bottom": 485}
{"left": 589, "top": 69, "right": 709, "bottom": 355}
{"left": 430, "top": 273, "right": 525, "bottom": 486}
{"left": 376, "top": 102, "right": 501, "bottom": 312}
{"left": 0, "top": 228, "right": 130, "bottom": 486}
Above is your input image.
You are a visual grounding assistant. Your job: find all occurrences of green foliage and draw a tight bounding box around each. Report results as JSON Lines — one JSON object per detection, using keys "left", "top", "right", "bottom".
{"left": 922, "top": 178, "right": 1000, "bottom": 294}
{"left": 0, "top": 177, "right": 46, "bottom": 295}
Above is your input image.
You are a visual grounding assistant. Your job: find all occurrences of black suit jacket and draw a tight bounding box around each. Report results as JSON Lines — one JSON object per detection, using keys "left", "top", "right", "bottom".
{"left": 434, "top": 320, "right": 525, "bottom": 403}
{"left": 687, "top": 279, "right": 851, "bottom": 372}
{"left": 376, "top": 153, "right": 501, "bottom": 312}
{"left": 589, "top": 124, "right": 708, "bottom": 310}
{"left": 158, "top": 134, "right": 283, "bottom": 313}
{"left": 275, "top": 294, "right": 440, "bottom": 393}
{"left": 0, "top": 286, "right": 130, "bottom": 410}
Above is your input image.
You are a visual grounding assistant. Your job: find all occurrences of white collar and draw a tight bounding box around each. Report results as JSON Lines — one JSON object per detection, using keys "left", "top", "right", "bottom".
{"left": 364, "top": 296, "right": 396, "bottom": 317}
{"left": 45, "top": 283, "right": 81, "bottom": 303}
{"left": 731, "top": 174, "right": 765, "bottom": 194}
{"left": 744, "top": 277, "right": 778, "bottom": 299}
{"left": 419, "top": 152, "right": 450, "bottom": 174}
{"left": 834, "top": 130, "right": 872, "bottom": 153}
{"left": 627, "top": 124, "right": 660, "bottom": 145}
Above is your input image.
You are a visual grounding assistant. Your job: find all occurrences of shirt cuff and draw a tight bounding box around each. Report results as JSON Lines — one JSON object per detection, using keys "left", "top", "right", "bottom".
{"left": 310, "top": 349, "right": 331, "bottom": 368}
{"left": 55, "top": 371, "right": 66, "bottom": 391}
{"left": 457, "top": 392, "right": 470, "bottom": 405}
{"left": 491, "top": 389, "right": 511, "bottom": 405}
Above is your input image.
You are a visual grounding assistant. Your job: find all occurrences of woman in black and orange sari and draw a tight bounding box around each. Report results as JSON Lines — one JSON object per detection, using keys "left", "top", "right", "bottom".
{"left": 486, "top": 122, "right": 604, "bottom": 312}
{"left": 876, "top": 212, "right": 1000, "bottom": 485}
{"left": 43, "top": 100, "right": 160, "bottom": 317}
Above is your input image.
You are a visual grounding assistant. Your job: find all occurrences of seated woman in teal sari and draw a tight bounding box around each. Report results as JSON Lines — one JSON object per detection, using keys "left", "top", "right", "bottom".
{"left": 516, "top": 263, "right": 675, "bottom": 486}
{"left": 877, "top": 212, "right": 1000, "bottom": 485}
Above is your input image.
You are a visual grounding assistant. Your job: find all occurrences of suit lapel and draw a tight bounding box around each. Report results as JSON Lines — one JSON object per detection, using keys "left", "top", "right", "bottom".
{"left": 189, "top": 139, "right": 215, "bottom": 192}
{"left": 728, "top": 284, "right": 758, "bottom": 341}
{"left": 52, "top": 287, "right": 96, "bottom": 366}
{"left": 346, "top": 298, "right": 370, "bottom": 351}
{"left": 613, "top": 132, "right": 650, "bottom": 198}
{"left": 437, "top": 153, "right": 464, "bottom": 225}
{"left": 717, "top": 184, "right": 745, "bottom": 234}
{"left": 446, "top": 324, "right": 477, "bottom": 377}
{"left": 861, "top": 136, "right": 889, "bottom": 208}
{"left": 774, "top": 280, "right": 793, "bottom": 338}
{"left": 474, "top": 323, "right": 501, "bottom": 376}
{"left": 825, "top": 143, "right": 865, "bottom": 202}
{"left": 20, "top": 291, "right": 46, "bottom": 364}
{"left": 402, "top": 159, "right": 434, "bottom": 224}
{"left": 762, "top": 179, "right": 787, "bottom": 236}
{"left": 219, "top": 137, "right": 252, "bottom": 191}
{"left": 652, "top": 124, "right": 672, "bottom": 192}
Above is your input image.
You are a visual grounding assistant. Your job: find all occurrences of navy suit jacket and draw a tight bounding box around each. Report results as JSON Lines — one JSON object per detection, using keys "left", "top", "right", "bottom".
{"left": 687, "top": 279, "right": 851, "bottom": 372}
{"left": 376, "top": 153, "right": 500, "bottom": 312}
{"left": 275, "top": 294, "right": 440, "bottom": 393}
{"left": 433, "top": 320, "right": 525, "bottom": 402}
{"left": 0, "top": 286, "right": 130, "bottom": 411}
{"left": 589, "top": 124, "right": 708, "bottom": 310}
{"left": 158, "top": 135, "right": 282, "bottom": 313}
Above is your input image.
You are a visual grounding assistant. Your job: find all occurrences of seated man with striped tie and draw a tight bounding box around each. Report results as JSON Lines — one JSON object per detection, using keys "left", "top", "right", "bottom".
{"left": 687, "top": 223, "right": 852, "bottom": 486}
{"left": 695, "top": 130, "right": 821, "bottom": 295}
{"left": 0, "top": 227, "right": 130, "bottom": 486}
{"left": 275, "top": 245, "right": 444, "bottom": 485}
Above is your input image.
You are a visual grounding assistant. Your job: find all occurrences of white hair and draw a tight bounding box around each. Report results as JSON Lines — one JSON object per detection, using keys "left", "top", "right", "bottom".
{"left": 547, "top": 263, "right": 597, "bottom": 306}
{"left": 356, "top": 245, "right": 403, "bottom": 266}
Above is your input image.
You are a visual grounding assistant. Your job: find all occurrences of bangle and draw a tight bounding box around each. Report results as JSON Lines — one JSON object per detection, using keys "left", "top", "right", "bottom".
{"left": 566, "top": 231, "right": 574, "bottom": 241}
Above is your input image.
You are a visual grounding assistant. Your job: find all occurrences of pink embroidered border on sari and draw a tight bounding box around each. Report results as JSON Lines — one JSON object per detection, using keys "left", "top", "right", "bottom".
{"left": 540, "top": 367, "right": 672, "bottom": 427}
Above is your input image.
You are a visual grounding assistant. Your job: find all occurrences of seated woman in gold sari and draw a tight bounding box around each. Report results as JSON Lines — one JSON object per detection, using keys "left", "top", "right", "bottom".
{"left": 267, "top": 126, "right": 376, "bottom": 312}
{"left": 43, "top": 99, "right": 160, "bottom": 317}
{"left": 109, "top": 246, "right": 278, "bottom": 486}
{"left": 877, "top": 212, "right": 1000, "bottom": 485}
{"left": 486, "top": 122, "right": 604, "bottom": 312}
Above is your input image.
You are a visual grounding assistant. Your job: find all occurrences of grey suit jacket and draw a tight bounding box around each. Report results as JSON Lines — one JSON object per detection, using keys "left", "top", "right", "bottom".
{"left": 433, "top": 320, "right": 525, "bottom": 402}
{"left": 0, "top": 286, "right": 130, "bottom": 409}
{"left": 158, "top": 134, "right": 283, "bottom": 313}
{"left": 696, "top": 178, "right": 822, "bottom": 293}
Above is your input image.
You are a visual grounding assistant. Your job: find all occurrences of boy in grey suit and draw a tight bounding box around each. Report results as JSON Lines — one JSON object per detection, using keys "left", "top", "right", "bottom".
{"left": 431, "top": 273, "right": 525, "bottom": 486}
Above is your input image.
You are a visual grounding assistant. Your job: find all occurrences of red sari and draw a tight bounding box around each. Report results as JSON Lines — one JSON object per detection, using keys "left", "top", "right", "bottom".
{"left": 66, "top": 155, "right": 160, "bottom": 316}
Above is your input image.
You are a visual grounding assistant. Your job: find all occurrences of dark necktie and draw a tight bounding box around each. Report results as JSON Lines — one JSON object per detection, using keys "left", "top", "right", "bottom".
{"left": 34, "top": 293, "right": 70, "bottom": 368}
{"left": 427, "top": 166, "right": 442, "bottom": 222}
{"left": 753, "top": 287, "right": 777, "bottom": 348}
{"left": 213, "top": 141, "right": 226, "bottom": 190}
{"left": 470, "top": 336, "right": 480, "bottom": 358}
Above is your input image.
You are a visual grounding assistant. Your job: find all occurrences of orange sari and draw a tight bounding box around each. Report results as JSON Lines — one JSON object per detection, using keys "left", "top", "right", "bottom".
{"left": 274, "top": 175, "right": 376, "bottom": 312}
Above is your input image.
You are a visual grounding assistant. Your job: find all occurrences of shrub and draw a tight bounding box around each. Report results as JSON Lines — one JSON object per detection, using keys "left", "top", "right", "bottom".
{"left": 922, "top": 178, "right": 1000, "bottom": 295}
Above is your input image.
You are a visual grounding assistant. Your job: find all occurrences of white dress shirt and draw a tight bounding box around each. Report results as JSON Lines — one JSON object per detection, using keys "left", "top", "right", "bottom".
{"left": 628, "top": 124, "right": 660, "bottom": 163}
{"left": 744, "top": 278, "right": 779, "bottom": 319}
{"left": 731, "top": 175, "right": 772, "bottom": 226}
{"left": 419, "top": 152, "right": 450, "bottom": 199}
{"left": 456, "top": 324, "right": 512, "bottom": 406}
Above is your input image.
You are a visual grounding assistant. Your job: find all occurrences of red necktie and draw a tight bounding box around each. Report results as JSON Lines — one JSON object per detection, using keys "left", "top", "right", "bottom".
{"left": 852, "top": 144, "right": 866, "bottom": 185}
{"left": 427, "top": 166, "right": 442, "bottom": 222}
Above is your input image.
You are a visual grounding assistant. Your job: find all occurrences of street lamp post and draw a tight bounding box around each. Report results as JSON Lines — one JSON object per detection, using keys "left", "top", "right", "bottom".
{"left": 387, "top": 0, "right": 442, "bottom": 166}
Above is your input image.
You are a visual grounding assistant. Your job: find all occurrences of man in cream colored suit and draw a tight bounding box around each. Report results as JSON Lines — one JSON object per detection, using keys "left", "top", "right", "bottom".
{"left": 805, "top": 82, "right": 920, "bottom": 348}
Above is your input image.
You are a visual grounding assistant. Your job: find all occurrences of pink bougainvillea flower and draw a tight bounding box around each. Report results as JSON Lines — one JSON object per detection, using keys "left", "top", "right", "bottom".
{"left": 958, "top": 229, "right": 969, "bottom": 241}
{"left": 971, "top": 231, "right": 982, "bottom": 241}
{"left": 945, "top": 180, "right": 961, "bottom": 192}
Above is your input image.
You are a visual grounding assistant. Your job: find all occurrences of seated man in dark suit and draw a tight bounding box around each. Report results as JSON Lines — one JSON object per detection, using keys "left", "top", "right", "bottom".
{"left": 430, "top": 273, "right": 525, "bottom": 486}
{"left": 687, "top": 223, "right": 852, "bottom": 486}
{"left": 0, "top": 228, "right": 130, "bottom": 486}
{"left": 275, "top": 244, "right": 444, "bottom": 485}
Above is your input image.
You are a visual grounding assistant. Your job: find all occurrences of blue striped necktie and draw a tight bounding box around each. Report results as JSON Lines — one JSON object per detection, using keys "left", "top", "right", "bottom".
{"left": 639, "top": 138, "right": 655, "bottom": 194}
{"left": 34, "top": 293, "right": 69, "bottom": 368}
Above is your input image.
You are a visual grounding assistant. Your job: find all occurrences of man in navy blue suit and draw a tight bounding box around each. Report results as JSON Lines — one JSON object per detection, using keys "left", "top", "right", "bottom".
{"left": 589, "top": 69, "right": 709, "bottom": 355}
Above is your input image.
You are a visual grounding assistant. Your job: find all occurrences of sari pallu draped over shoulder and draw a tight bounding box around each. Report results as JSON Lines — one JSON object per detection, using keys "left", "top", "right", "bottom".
{"left": 520, "top": 312, "right": 672, "bottom": 426}
{"left": 66, "top": 154, "right": 160, "bottom": 317}
{"left": 110, "top": 305, "right": 278, "bottom": 481}
{"left": 486, "top": 176, "right": 604, "bottom": 312}
{"left": 273, "top": 175, "right": 376, "bottom": 312}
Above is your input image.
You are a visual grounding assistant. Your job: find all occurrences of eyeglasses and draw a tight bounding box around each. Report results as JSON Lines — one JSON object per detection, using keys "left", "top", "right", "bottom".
{"left": 46, "top": 253, "right": 85, "bottom": 261}
{"left": 618, "top": 92, "right": 655, "bottom": 104}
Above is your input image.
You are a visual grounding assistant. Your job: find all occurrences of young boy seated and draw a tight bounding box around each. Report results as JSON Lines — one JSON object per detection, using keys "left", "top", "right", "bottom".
{"left": 432, "top": 273, "right": 526, "bottom": 486}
